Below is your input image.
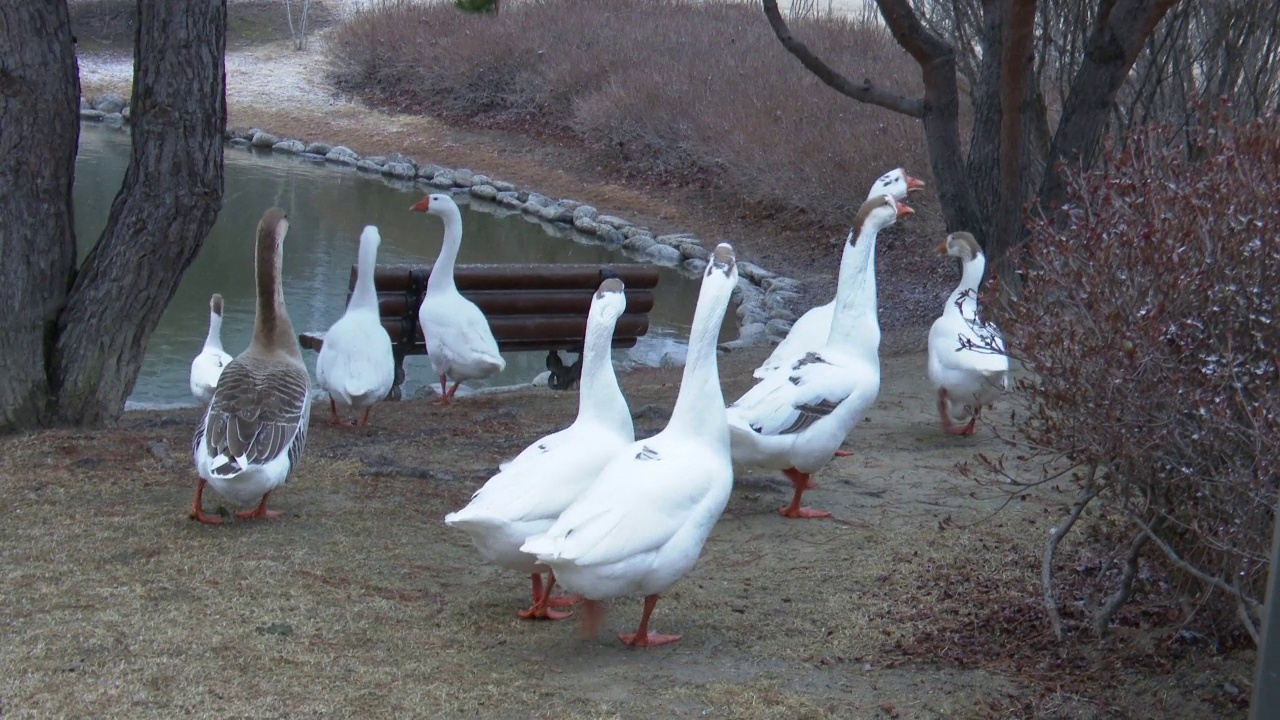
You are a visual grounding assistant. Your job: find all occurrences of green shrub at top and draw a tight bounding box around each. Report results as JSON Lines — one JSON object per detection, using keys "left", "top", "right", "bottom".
{"left": 325, "top": 0, "right": 927, "bottom": 232}
{"left": 988, "top": 111, "right": 1280, "bottom": 645}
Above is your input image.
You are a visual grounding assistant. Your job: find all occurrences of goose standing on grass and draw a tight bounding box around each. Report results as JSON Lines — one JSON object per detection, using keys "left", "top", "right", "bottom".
{"left": 316, "top": 226, "right": 395, "bottom": 426}
{"left": 411, "top": 193, "right": 505, "bottom": 404}
{"left": 521, "top": 244, "right": 739, "bottom": 648}
{"left": 190, "top": 293, "right": 233, "bottom": 404}
{"left": 190, "top": 208, "right": 311, "bottom": 525}
{"left": 927, "top": 232, "right": 1009, "bottom": 435}
{"left": 753, "top": 167, "right": 925, "bottom": 380}
{"left": 445, "top": 277, "right": 635, "bottom": 621}
{"left": 728, "top": 195, "right": 912, "bottom": 519}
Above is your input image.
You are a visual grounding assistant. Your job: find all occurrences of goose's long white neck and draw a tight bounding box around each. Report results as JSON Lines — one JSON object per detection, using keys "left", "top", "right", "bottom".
{"left": 574, "top": 309, "right": 631, "bottom": 433}
{"left": 203, "top": 312, "right": 224, "bottom": 352}
{"left": 666, "top": 272, "right": 732, "bottom": 440}
{"left": 826, "top": 221, "right": 883, "bottom": 352}
{"left": 348, "top": 237, "right": 380, "bottom": 314}
{"left": 945, "top": 254, "right": 987, "bottom": 319}
{"left": 427, "top": 205, "right": 463, "bottom": 295}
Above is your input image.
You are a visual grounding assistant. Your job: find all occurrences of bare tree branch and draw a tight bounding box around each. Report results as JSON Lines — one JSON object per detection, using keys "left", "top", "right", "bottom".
{"left": 760, "top": 0, "right": 924, "bottom": 117}
{"left": 1044, "top": 468, "right": 1098, "bottom": 640}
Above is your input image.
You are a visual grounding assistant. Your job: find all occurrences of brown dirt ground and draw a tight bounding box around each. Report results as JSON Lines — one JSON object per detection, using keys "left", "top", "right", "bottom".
{"left": 0, "top": 347, "right": 1255, "bottom": 718}
{"left": 42, "top": 5, "right": 1258, "bottom": 717}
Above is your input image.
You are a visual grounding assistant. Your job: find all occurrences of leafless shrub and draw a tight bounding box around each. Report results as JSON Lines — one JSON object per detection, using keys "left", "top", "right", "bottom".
{"left": 325, "top": 0, "right": 928, "bottom": 230}
{"left": 981, "top": 110, "right": 1280, "bottom": 645}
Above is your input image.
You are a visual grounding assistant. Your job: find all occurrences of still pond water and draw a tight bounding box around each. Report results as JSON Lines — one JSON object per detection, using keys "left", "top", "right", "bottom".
{"left": 73, "top": 124, "right": 729, "bottom": 409}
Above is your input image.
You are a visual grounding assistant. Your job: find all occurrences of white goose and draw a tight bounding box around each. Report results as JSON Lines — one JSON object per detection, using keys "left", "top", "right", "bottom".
{"left": 316, "top": 226, "right": 395, "bottom": 426}
{"left": 728, "top": 195, "right": 912, "bottom": 518}
{"left": 753, "top": 167, "right": 925, "bottom": 380}
{"left": 190, "top": 293, "right": 233, "bottom": 405}
{"left": 411, "top": 193, "right": 505, "bottom": 404}
{"left": 190, "top": 208, "right": 311, "bottom": 524}
{"left": 521, "top": 244, "right": 738, "bottom": 648}
{"left": 445, "top": 277, "right": 634, "bottom": 620}
{"left": 927, "top": 231, "right": 1009, "bottom": 435}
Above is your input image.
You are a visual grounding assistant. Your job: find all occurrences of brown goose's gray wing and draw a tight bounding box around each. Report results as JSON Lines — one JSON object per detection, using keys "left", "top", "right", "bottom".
{"left": 202, "top": 356, "right": 311, "bottom": 473}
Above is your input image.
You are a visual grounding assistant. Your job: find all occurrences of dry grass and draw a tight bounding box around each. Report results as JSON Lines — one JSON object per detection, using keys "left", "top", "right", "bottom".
{"left": 326, "top": 0, "right": 930, "bottom": 234}
{"left": 0, "top": 346, "right": 1253, "bottom": 718}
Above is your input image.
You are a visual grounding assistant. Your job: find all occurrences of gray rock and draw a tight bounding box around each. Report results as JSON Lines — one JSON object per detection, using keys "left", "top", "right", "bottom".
{"left": 79, "top": 109, "right": 106, "bottom": 120}
{"left": 621, "top": 226, "right": 651, "bottom": 239}
{"left": 326, "top": 146, "right": 360, "bottom": 165}
{"left": 645, "top": 244, "right": 684, "bottom": 265}
{"left": 596, "top": 214, "right": 629, "bottom": 229}
{"left": 678, "top": 242, "right": 710, "bottom": 261}
{"left": 763, "top": 291, "right": 800, "bottom": 314}
{"left": 250, "top": 131, "right": 279, "bottom": 148}
{"left": 622, "top": 235, "right": 655, "bottom": 252}
{"left": 597, "top": 228, "right": 626, "bottom": 245}
{"left": 452, "top": 168, "right": 476, "bottom": 187}
{"left": 471, "top": 174, "right": 489, "bottom": 186}
{"left": 243, "top": 127, "right": 264, "bottom": 140}
{"left": 469, "top": 184, "right": 499, "bottom": 200}
{"left": 683, "top": 258, "right": 708, "bottom": 275}
{"left": 524, "top": 192, "right": 551, "bottom": 208}
{"left": 356, "top": 159, "right": 383, "bottom": 173}
{"left": 762, "top": 276, "right": 802, "bottom": 294}
{"left": 538, "top": 204, "right": 573, "bottom": 223}
{"left": 228, "top": 137, "right": 250, "bottom": 148}
{"left": 304, "top": 142, "right": 332, "bottom": 155}
{"left": 385, "top": 152, "right": 411, "bottom": 165}
{"left": 720, "top": 322, "right": 769, "bottom": 351}
{"left": 491, "top": 180, "right": 516, "bottom": 192}
{"left": 429, "top": 170, "right": 455, "bottom": 188}
{"left": 768, "top": 308, "right": 798, "bottom": 323}
{"left": 103, "top": 112, "right": 124, "bottom": 127}
{"left": 572, "top": 205, "right": 598, "bottom": 221}
{"left": 417, "top": 163, "right": 447, "bottom": 179}
{"left": 383, "top": 161, "right": 417, "bottom": 179}
{"left": 657, "top": 233, "right": 696, "bottom": 244}
{"left": 363, "top": 156, "right": 387, "bottom": 166}
{"left": 573, "top": 216, "right": 601, "bottom": 234}
{"left": 497, "top": 191, "right": 524, "bottom": 209}
{"left": 120, "top": 105, "right": 130, "bottom": 121}
{"left": 765, "top": 318, "right": 794, "bottom": 337}
{"left": 299, "top": 152, "right": 327, "bottom": 162}
{"left": 272, "top": 139, "right": 306, "bottom": 154}
{"left": 558, "top": 199, "right": 582, "bottom": 211}
{"left": 736, "top": 261, "right": 776, "bottom": 283}
{"left": 94, "top": 93, "right": 126, "bottom": 114}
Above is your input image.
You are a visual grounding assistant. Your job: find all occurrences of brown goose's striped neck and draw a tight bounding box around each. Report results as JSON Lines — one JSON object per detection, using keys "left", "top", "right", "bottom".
{"left": 250, "top": 208, "right": 301, "bottom": 359}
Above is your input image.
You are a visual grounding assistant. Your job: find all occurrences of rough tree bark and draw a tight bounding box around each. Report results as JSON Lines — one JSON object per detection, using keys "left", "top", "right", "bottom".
{"left": 0, "top": 1, "right": 81, "bottom": 430}
{"left": 760, "top": 0, "right": 1179, "bottom": 275}
{"left": 0, "top": 0, "right": 227, "bottom": 432}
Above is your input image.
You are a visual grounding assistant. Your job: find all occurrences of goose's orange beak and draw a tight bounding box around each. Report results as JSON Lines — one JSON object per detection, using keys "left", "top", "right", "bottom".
{"left": 410, "top": 196, "right": 430, "bottom": 212}
{"left": 894, "top": 199, "right": 915, "bottom": 219}
{"left": 935, "top": 241, "right": 949, "bottom": 254}
{"left": 906, "top": 175, "right": 926, "bottom": 192}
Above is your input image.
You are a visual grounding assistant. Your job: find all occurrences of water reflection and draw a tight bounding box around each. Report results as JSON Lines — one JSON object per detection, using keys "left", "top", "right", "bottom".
{"left": 73, "top": 124, "right": 732, "bottom": 408}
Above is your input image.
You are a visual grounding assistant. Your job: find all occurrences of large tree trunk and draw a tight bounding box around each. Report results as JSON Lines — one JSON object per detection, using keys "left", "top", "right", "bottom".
{"left": 0, "top": 1, "right": 81, "bottom": 430}
{"left": 50, "top": 0, "right": 228, "bottom": 425}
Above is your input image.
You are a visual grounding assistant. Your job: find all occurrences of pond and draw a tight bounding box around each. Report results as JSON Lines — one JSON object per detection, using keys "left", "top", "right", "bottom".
{"left": 73, "top": 123, "right": 731, "bottom": 409}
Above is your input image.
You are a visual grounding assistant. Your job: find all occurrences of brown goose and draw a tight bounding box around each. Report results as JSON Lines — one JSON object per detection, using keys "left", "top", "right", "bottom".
{"left": 190, "top": 208, "right": 311, "bottom": 524}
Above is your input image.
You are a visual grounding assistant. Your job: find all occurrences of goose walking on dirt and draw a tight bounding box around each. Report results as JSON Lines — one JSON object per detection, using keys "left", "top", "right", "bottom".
{"left": 190, "top": 208, "right": 311, "bottom": 524}
{"left": 521, "top": 245, "right": 738, "bottom": 648}
{"left": 927, "top": 232, "right": 1009, "bottom": 435}
{"left": 728, "top": 195, "right": 912, "bottom": 519}
{"left": 189, "top": 293, "right": 233, "bottom": 405}
{"left": 445, "top": 276, "right": 635, "bottom": 620}
{"left": 411, "top": 193, "right": 505, "bottom": 404}
{"left": 316, "top": 226, "right": 395, "bottom": 426}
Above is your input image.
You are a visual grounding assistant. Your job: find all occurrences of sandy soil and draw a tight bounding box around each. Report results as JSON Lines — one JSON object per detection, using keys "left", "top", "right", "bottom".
{"left": 27, "top": 12, "right": 1257, "bottom": 719}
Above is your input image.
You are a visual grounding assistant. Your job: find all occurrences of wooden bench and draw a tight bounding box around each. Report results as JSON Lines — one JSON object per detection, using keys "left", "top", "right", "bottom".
{"left": 298, "top": 263, "right": 661, "bottom": 397}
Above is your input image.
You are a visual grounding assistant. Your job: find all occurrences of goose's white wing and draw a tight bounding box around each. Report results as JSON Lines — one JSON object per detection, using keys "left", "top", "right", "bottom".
{"left": 732, "top": 351, "right": 874, "bottom": 437}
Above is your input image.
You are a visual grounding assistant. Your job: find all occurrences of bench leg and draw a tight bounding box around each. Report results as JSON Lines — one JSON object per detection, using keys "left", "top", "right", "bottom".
{"left": 387, "top": 350, "right": 406, "bottom": 402}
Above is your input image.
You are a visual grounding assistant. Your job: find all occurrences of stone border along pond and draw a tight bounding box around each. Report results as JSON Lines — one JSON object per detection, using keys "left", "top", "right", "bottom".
{"left": 79, "top": 94, "right": 802, "bottom": 353}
